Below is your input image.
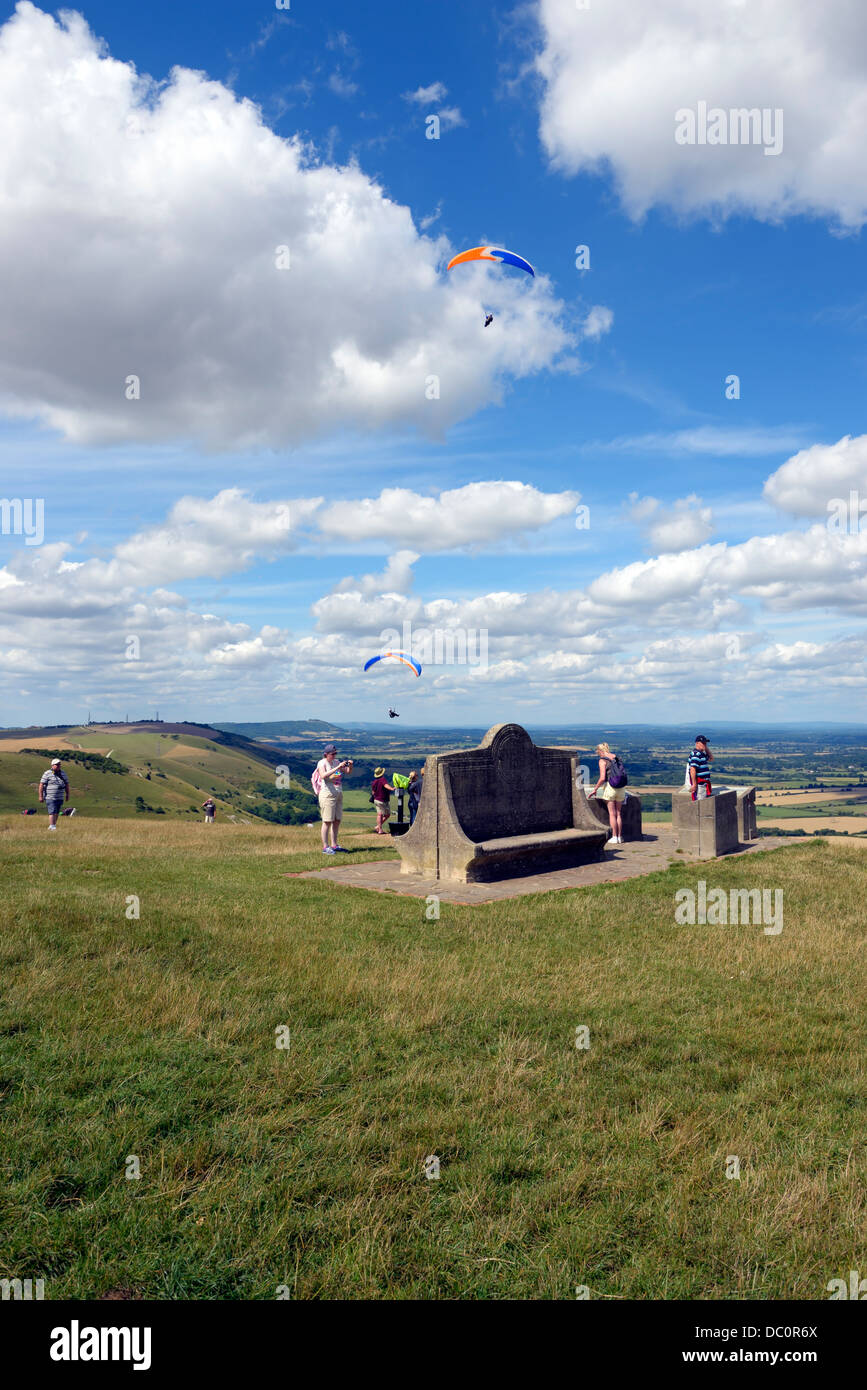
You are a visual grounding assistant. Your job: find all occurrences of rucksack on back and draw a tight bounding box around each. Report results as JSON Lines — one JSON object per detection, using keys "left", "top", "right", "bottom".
{"left": 311, "top": 765, "right": 323, "bottom": 795}
{"left": 607, "top": 754, "right": 628, "bottom": 788}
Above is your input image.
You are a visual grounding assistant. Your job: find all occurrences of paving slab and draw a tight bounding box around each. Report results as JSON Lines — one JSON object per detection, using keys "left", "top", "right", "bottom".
{"left": 293, "top": 830, "right": 806, "bottom": 905}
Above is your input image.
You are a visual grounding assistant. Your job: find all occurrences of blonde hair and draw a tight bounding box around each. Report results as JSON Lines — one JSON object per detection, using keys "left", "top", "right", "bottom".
{"left": 596, "top": 742, "right": 612, "bottom": 756}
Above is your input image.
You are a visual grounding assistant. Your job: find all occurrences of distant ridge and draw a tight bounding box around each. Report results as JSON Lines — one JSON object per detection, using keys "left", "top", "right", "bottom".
{"left": 214, "top": 719, "right": 349, "bottom": 739}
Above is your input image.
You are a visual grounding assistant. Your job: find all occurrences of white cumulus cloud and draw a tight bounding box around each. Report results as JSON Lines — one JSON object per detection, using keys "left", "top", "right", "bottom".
{"left": 535, "top": 0, "right": 867, "bottom": 229}
{"left": 0, "top": 4, "right": 569, "bottom": 450}
{"left": 317, "top": 481, "right": 581, "bottom": 550}
{"left": 403, "top": 82, "right": 448, "bottom": 105}
{"left": 763, "top": 433, "right": 867, "bottom": 517}
{"left": 628, "top": 493, "right": 715, "bottom": 552}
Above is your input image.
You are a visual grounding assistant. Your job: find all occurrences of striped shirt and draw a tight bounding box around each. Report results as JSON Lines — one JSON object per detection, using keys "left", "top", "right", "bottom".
{"left": 688, "top": 749, "right": 711, "bottom": 782}
{"left": 40, "top": 769, "right": 69, "bottom": 798}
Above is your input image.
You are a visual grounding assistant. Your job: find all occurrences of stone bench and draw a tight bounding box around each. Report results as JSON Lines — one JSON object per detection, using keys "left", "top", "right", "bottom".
{"left": 584, "top": 789, "right": 643, "bottom": 840}
{"left": 396, "top": 723, "right": 608, "bottom": 883}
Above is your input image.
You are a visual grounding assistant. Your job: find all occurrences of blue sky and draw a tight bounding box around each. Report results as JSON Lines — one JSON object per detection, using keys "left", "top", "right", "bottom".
{"left": 0, "top": 0, "right": 865, "bottom": 726}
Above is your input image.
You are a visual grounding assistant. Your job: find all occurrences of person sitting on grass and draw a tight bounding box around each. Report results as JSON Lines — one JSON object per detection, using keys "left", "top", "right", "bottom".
{"left": 371, "top": 766, "right": 394, "bottom": 834}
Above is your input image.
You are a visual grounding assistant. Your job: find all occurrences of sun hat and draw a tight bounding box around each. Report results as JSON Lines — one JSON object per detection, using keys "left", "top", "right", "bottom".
{"left": 51, "top": 757, "right": 61, "bottom": 766}
{"left": 374, "top": 766, "right": 385, "bottom": 777}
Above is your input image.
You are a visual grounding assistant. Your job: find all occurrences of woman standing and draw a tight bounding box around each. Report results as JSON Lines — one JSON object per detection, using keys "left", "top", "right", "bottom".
{"left": 316, "top": 743, "right": 352, "bottom": 854}
{"left": 593, "top": 742, "right": 625, "bottom": 845}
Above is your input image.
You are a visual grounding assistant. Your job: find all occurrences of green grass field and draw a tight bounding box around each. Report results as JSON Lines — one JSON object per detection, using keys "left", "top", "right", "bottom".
{"left": 1, "top": 815, "right": 864, "bottom": 1300}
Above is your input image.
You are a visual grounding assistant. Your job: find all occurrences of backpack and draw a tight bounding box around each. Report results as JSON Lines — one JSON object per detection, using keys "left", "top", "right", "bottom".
{"left": 311, "top": 765, "right": 323, "bottom": 795}
{"left": 606, "top": 754, "right": 628, "bottom": 789}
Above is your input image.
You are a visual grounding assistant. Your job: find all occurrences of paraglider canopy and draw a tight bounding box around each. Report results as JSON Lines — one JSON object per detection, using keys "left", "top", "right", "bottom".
{"left": 447, "top": 246, "right": 535, "bottom": 277}
{"left": 363, "top": 651, "right": 422, "bottom": 678}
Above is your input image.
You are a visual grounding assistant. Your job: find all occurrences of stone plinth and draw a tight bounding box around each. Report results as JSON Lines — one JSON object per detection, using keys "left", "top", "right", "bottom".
{"left": 585, "top": 789, "right": 643, "bottom": 840}
{"left": 672, "top": 788, "right": 739, "bottom": 858}
{"left": 716, "top": 785, "right": 758, "bottom": 841}
{"left": 396, "top": 723, "right": 608, "bottom": 884}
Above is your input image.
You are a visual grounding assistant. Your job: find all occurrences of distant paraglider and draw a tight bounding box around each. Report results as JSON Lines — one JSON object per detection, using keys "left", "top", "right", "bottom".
{"left": 447, "top": 247, "right": 534, "bottom": 330}
{"left": 364, "top": 651, "right": 422, "bottom": 721}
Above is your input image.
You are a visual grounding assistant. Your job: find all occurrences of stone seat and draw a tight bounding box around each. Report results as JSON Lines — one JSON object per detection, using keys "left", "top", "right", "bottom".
{"left": 479, "top": 827, "right": 599, "bottom": 852}
{"left": 396, "top": 723, "right": 608, "bottom": 884}
{"left": 468, "top": 826, "right": 605, "bottom": 880}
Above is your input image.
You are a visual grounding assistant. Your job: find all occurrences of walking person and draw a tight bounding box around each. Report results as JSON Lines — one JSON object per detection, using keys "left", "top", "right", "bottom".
{"left": 407, "top": 769, "right": 421, "bottom": 826}
{"left": 688, "top": 735, "right": 714, "bottom": 800}
{"left": 371, "top": 766, "right": 394, "bottom": 834}
{"left": 202, "top": 797, "right": 216, "bottom": 823}
{"left": 316, "top": 744, "right": 352, "bottom": 854}
{"left": 39, "top": 757, "right": 70, "bottom": 831}
{"left": 592, "top": 742, "right": 626, "bottom": 845}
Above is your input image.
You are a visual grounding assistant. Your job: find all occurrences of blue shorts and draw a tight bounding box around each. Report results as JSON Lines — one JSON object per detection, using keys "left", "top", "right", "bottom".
{"left": 45, "top": 800, "right": 64, "bottom": 815}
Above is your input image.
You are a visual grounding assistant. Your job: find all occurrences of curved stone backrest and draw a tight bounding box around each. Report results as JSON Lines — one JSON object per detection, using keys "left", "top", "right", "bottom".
{"left": 443, "top": 723, "right": 576, "bottom": 841}
{"left": 397, "top": 723, "right": 607, "bottom": 882}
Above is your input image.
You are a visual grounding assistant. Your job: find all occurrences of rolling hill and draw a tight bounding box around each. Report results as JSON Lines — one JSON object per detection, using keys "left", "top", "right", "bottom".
{"left": 0, "top": 723, "right": 317, "bottom": 822}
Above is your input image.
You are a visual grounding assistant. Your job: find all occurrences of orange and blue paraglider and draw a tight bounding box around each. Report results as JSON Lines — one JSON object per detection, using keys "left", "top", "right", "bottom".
{"left": 363, "top": 651, "right": 422, "bottom": 678}
{"left": 446, "top": 246, "right": 535, "bottom": 277}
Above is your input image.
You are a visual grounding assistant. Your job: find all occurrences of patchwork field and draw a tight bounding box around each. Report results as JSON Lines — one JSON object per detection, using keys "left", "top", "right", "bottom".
{"left": 756, "top": 816, "right": 867, "bottom": 834}
{"left": 1, "top": 816, "right": 863, "bottom": 1300}
{"left": 756, "top": 790, "right": 867, "bottom": 806}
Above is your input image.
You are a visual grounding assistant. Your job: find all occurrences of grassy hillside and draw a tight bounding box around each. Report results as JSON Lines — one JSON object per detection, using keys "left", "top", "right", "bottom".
{"left": 0, "top": 728, "right": 316, "bottom": 822}
{"left": 0, "top": 817, "right": 863, "bottom": 1300}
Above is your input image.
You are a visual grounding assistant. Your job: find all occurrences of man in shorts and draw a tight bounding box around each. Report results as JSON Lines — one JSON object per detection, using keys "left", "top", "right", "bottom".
{"left": 39, "top": 757, "right": 70, "bottom": 830}
{"left": 202, "top": 798, "right": 216, "bottom": 823}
